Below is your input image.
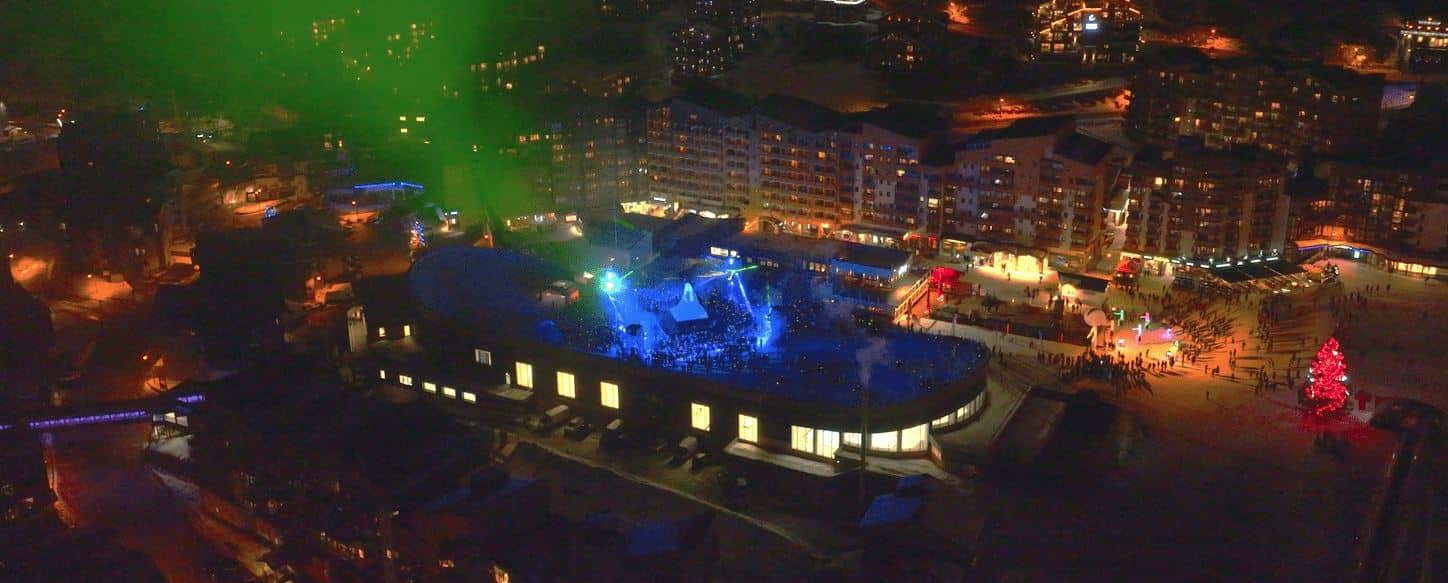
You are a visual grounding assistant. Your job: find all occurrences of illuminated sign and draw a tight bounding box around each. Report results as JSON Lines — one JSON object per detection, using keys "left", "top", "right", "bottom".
{"left": 1084, "top": 13, "right": 1099, "bottom": 31}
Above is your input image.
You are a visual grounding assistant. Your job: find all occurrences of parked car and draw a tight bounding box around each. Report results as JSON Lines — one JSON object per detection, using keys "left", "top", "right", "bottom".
{"left": 670, "top": 436, "right": 699, "bottom": 466}
{"left": 600, "top": 418, "right": 628, "bottom": 448}
{"left": 564, "top": 417, "right": 594, "bottom": 441}
{"left": 530, "top": 404, "right": 570, "bottom": 433}
{"left": 689, "top": 450, "right": 717, "bottom": 473}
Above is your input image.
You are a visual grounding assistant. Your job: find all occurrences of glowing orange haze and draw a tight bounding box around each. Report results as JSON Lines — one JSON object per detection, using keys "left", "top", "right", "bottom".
{"left": 946, "top": 2, "right": 969, "bottom": 25}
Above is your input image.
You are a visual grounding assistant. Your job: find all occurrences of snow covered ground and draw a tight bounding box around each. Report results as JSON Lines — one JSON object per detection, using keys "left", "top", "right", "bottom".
{"left": 941, "top": 257, "right": 1446, "bottom": 580}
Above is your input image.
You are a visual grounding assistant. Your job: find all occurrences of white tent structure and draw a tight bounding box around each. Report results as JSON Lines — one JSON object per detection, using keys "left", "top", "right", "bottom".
{"left": 669, "top": 282, "right": 710, "bottom": 323}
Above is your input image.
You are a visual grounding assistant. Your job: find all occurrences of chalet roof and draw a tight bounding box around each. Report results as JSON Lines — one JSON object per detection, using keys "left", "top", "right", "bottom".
{"left": 839, "top": 242, "right": 911, "bottom": 270}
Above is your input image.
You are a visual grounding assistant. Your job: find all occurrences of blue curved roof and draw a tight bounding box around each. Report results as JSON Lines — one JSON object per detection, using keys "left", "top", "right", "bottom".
{"left": 408, "top": 246, "right": 568, "bottom": 330}
{"left": 406, "top": 246, "right": 987, "bottom": 408}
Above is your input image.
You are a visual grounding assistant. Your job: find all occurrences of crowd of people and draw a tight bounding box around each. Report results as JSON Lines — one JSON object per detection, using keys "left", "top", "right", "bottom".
{"left": 555, "top": 275, "right": 988, "bottom": 405}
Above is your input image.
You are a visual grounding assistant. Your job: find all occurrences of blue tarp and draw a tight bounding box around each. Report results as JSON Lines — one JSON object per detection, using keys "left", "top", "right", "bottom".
{"left": 859, "top": 493, "right": 924, "bottom": 529}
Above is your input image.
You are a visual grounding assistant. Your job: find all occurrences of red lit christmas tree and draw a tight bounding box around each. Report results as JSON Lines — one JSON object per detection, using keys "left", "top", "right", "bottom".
{"left": 1303, "top": 337, "right": 1349, "bottom": 415}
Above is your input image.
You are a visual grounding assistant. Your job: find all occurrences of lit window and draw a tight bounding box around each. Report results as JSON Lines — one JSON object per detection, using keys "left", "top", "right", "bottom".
{"left": 900, "top": 424, "right": 928, "bottom": 452}
{"left": 691, "top": 402, "right": 711, "bottom": 431}
{"left": 817, "top": 430, "right": 840, "bottom": 457}
{"left": 462, "top": 392, "right": 477, "bottom": 403}
{"left": 403, "top": 324, "right": 412, "bottom": 336}
{"left": 870, "top": 430, "right": 898, "bottom": 452}
{"left": 515, "top": 362, "right": 534, "bottom": 388}
{"left": 398, "top": 374, "right": 413, "bottom": 386}
{"left": 474, "top": 349, "right": 492, "bottom": 365}
{"left": 738, "top": 414, "right": 758, "bottom": 443}
{"left": 442, "top": 386, "right": 457, "bottom": 398}
{"left": 844, "top": 432, "right": 862, "bottom": 447}
{"left": 600, "top": 381, "right": 620, "bottom": 409}
{"left": 377, "top": 327, "right": 387, "bottom": 338}
{"left": 378, "top": 369, "right": 387, "bottom": 380}
{"left": 556, "top": 372, "right": 576, "bottom": 398}
{"left": 791, "top": 425, "right": 815, "bottom": 453}
{"left": 423, "top": 381, "right": 438, "bottom": 393}
{"left": 933, "top": 413, "right": 953, "bottom": 428}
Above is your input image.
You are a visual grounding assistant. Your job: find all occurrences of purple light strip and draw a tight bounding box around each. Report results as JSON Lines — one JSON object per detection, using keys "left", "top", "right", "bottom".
{"left": 178, "top": 394, "right": 206, "bottom": 403}
{"left": 354, "top": 181, "right": 424, "bottom": 191}
{"left": 28, "top": 410, "right": 151, "bottom": 429}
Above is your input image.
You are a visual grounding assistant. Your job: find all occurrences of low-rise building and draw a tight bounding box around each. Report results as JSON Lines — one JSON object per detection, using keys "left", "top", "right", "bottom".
{"left": 814, "top": 0, "right": 872, "bottom": 26}
{"left": 352, "top": 245, "right": 989, "bottom": 475}
{"left": 1397, "top": 17, "right": 1448, "bottom": 73}
{"left": 870, "top": 5, "right": 949, "bottom": 72}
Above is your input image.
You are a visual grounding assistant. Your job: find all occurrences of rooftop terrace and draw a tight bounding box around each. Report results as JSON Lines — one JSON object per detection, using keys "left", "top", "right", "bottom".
{"left": 408, "top": 247, "right": 985, "bottom": 406}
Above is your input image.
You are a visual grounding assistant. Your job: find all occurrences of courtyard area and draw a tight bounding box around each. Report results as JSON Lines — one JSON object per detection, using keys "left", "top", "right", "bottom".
{"left": 924, "top": 257, "right": 1447, "bottom": 580}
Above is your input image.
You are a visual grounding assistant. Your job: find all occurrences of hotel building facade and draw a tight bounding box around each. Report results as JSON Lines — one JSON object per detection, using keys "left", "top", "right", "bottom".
{"left": 1127, "top": 48, "right": 1384, "bottom": 157}
{"left": 1109, "top": 140, "right": 1292, "bottom": 264}
{"left": 1032, "top": 0, "right": 1143, "bottom": 64}
{"left": 947, "top": 116, "right": 1119, "bottom": 271}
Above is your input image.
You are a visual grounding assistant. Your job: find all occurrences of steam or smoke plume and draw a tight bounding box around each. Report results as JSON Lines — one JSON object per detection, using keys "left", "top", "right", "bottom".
{"left": 855, "top": 336, "right": 888, "bottom": 392}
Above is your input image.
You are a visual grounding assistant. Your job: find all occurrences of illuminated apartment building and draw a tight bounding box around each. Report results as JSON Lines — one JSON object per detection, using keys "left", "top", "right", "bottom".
{"left": 672, "top": 24, "right": 738, "bottom": 78}
{"left": 689, "top": 0, "right": 763, "bottom": 48}
{"left": 1127, "top": 48, "right": 1384, "bottom": 157}
{"left": 673, "top": 0, "right": 762, "bottom": 78}
{"left": 870, "top": 5, "right": 949, "bottom": 72}
{"left": 646, "top": 89, "right": 754, "bottom": 217}
{"left": 814, "top": 0, "right": 871, "bottom": 26}
{"left": 646, "top": 91, "right": 951, "bottom": 249}
{"left": 470, "top": 45, "right": 547, "bottom": 93}
{"left": 643, "top": 89, "right": 955, "bottom": 249}
{"left": 949, "top": 116, "right": 1118, "bottom": 271}
{"left": 545, "top": 99, "right": 645, "bottom": 212}
{"left": 1032, "top": 0, "right": 1142, "bottom": 64}
{"left": 751, "top": 96, "right": 849, "bottom": 237}
{"left": 1397, "top": 17, "right": 1448, "bottom": 73}
{"left": 838, "top": 107, "right": 949, "bottom": 250}
{"left": 1115, "top": 139, "right": 1291, "bottom": 263}
{"left": 1291, "top": 157, "right": 1447, "bottom": 275}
